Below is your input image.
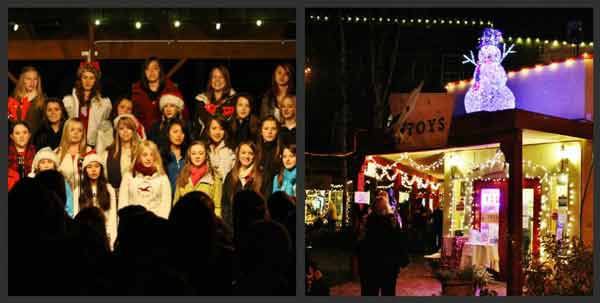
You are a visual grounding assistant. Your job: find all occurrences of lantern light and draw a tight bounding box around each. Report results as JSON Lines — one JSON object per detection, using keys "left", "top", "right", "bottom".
{"left": 256, "top": 19, "right": 263, "bottom": 26}
{"left": 135, "top": 21, "right": 142, "bottom": 29}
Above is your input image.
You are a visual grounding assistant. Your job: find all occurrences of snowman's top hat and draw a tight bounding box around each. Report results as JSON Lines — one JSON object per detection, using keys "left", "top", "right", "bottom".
{"left": 478, "top": 28, "right": 503, "bottom": 49}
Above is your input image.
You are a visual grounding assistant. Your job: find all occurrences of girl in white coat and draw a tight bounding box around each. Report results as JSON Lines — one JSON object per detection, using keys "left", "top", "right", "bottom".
{"left": 62, "top": 61, "right": 112, "bottom": 149}
{"left": 79, "top": 152, "right": 117, "bottom": 250}
{"left": 206, "top": 117, "right": 236, "bottom": 180}
{"left": 55, "top": 118, "right": 92, "bottom": 215}
{"left": 119, "top": 140, "right": 171, "bottom": 219}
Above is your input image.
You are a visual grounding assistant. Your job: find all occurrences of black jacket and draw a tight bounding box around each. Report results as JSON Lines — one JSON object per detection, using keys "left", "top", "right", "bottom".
{"left": 33, "top": 122, "right": 63, "bottom": 151}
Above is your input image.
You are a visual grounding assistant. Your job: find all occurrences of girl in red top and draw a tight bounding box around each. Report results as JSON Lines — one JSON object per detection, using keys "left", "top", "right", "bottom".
{"left": 8, "top": 121, "right": 36, "bottom": 191}
{"left": 8, "top": 66, "right": 46, "bottom": 135}
{"left": 131, "top": 57, "right": 188, "bottom": 130}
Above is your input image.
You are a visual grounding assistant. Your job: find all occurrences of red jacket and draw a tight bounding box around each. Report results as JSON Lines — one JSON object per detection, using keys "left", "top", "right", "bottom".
{"left": 131, "top": 79, "right": 189, "bottom": 130}
{"left": 8, "top": 144, "right": 36, "bottom": 191}
{"left": 8, "top": 96, "right": 31, "bottom": 122}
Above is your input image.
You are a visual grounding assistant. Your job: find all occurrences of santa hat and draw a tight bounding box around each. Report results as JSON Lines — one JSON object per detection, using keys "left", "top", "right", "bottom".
{"left": 82, "top": 151, "right": 103, "bottom": 169}
{"left": 31, "top": 147, "right": 59, "bottom": 171}
{"left": 77, "top": 61, "right": 101, "bottom": 80}
{"left": 159, "top": 93, "right": 185, "bottom": 112}
{"left": 113, "top": 113, "right": 147, "bottom": 139}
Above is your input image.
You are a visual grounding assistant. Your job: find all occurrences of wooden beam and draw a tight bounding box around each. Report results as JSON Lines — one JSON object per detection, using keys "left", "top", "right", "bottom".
{"left": 88, "top": 20, "right": 95, "bottom": 62}
{"left": 8, "top": 72, "right": 18, "bottom": 85}
{"left": 501, "top": 130, "right": 524, "bottom": 296}
{"left": 166, "top": 58, "right": 188, "bottom": 79}
{"left": 9, "top": 39, "right": 295, "bottom": 60}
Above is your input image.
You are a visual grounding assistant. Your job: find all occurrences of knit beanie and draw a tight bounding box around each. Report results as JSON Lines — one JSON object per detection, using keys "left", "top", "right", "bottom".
{"left": 31, "top": 147, "right": 59, "bottom": 171}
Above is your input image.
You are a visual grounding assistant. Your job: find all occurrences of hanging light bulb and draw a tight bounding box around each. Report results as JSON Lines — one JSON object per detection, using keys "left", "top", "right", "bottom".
{"left": 173, "top": 20, "right": 181, "bottom": 28}
{"left": 215, "top": 22, "right": 222, "bottom": 30}
{"left": 12, "top": 23, "right": 19, "bottom": 31}
{"left": 256, "top": 19, "right": 263, "bottom": 27}
{"left": 94, "top": 19, "right": 101, "bottom": 26}
{"left": 135, "top": 21, "right": 142, "bottom": 29}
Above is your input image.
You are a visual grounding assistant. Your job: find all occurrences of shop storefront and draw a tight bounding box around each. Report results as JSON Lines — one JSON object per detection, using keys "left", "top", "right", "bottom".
{"left": 350, "top": 54, "right": 594, "bottom": 295}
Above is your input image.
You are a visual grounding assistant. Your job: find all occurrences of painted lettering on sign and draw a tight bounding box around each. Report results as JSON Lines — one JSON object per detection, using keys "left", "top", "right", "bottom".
{"left": 387, "top": 92, "right": 456, "bottom": 151}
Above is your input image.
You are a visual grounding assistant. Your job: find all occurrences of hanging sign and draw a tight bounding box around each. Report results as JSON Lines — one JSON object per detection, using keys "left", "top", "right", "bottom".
{"left": 387, "top": 92, "right": 456, "bottom": 152}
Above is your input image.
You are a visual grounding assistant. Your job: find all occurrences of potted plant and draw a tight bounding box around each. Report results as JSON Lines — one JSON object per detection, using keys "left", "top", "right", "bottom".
{"left": 524, "top": 235, "right": 593, "bottom": 295}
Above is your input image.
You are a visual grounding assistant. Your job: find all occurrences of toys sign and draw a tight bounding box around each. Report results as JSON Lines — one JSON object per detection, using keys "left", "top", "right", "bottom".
{"left": 387, "top": 92, "right": 456, "bottom": 151}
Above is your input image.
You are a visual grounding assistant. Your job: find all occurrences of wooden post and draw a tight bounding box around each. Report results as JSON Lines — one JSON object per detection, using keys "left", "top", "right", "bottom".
{"left": 8, "top": 71, "right": 18, "bottom": 85}
{"left": 166, "top": 58, "right": 188, "bottom": 79}
{"left": 501, "top": 130, "right": 524, "bottom": 295}
{"left": 88, "top": 20, "right": 95, "bottom": 61}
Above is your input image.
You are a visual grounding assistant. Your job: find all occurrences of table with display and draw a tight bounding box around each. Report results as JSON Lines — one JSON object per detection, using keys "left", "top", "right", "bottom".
{"left": 459, "top": 241, "right": 500, "bottom": 272}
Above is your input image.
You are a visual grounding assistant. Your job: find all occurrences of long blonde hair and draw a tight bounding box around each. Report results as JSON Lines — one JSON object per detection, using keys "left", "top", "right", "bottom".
{"left": 12, "top": 66, "right": 45, "bottom": 106}
{"left": 57, "top": 118, "right": 88, "bottom": 161}
{"left": 111, "top": 116, "right": 140, "bottom": 159}
{"left": 131, "top": 140, "right": 165, "bottom": 176}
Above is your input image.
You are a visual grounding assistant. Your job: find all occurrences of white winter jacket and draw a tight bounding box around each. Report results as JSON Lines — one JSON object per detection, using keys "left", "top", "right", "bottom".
{"left": 118, "top": 171, "right": 172, "bottom": 219}
{"left": 63, "top": 89, "right": 112, "bottom": 147}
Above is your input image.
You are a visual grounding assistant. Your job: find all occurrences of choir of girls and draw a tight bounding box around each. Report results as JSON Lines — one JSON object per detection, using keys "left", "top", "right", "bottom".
{"left": 8, "top": 60, "right": 297, "bottom": 250}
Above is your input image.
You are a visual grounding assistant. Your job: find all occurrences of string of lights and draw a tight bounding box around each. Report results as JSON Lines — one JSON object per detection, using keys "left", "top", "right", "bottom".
{"left": 9, "top": 18, "right": 268, "bottom": 32}
{"left": 309, "top": 15, "right": 494, "bottom": 27}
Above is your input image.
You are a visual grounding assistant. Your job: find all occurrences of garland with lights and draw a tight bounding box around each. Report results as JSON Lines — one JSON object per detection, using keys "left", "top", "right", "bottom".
{"left": 309, "top": 15, "right": 494, "bottom": 27}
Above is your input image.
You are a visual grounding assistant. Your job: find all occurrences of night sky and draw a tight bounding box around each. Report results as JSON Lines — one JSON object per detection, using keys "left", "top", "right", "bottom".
{"left": 306, "top": 8, "right": 593, "bottom": 152}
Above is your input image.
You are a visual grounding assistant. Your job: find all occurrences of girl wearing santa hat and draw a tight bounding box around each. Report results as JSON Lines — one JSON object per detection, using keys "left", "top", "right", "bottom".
{"left": 79, "top": 152, "right": 117, "bottom": 249}
{"left": 147, "top": 92, "right": 189, "bottom": 150}
{"left": 62, "top": 61, "right": 112, "bottom": 149}
{"left": 131, "top": 57, "right": 188, "bottom": 130}
{"left": 29, "top": 146, "right": 75, "bottom": 217}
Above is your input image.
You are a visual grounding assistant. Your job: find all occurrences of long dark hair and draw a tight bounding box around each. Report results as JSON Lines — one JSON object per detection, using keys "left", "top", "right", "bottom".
{"left": 161, "top": 119, "right": 190, "bottom": 165}
{"left": 268, "top": 63, "right": 295, "bottom": 102}
{"left": 258, "top": 115, "right": 282, "bottom": 162}
{"left": 80, "top": 163, "right": 111, "bottom": 211}
{"left": 230, "top": 93, "right": 260, "bottom": 137}
{"left": 74, "top": 71, "right": 102, "bottom": 106}
{"left": 140, "top": 56, "right": 166, "bottom": 91}
{"left": 277, "top": 144, "right": 296, "bottom": 188}
{"left": 205, "top": 116, "right": 232, "bottom": 148}
{"left": 205, "top": 66, "right": 233, "bottom": 104}
{"left": 42, "top": 97, "right": 67, "bottom": 128}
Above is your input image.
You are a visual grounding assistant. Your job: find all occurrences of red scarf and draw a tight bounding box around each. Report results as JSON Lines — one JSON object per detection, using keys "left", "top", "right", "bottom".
{"left": 134, "top": 161, "right": 157, "bottom": 177}
{"left": 190, "top": 163, "right": 209, "bottom": 186}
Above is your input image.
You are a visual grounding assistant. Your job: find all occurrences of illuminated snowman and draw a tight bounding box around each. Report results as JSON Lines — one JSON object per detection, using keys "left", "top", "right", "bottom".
{"left": 463, "top": 28, "right": 516, "bottom": 113}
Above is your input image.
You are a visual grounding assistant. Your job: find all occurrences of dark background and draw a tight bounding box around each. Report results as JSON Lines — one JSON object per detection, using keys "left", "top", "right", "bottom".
{"left": 306, "top": 8, "right": 593, "bottom": 152}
